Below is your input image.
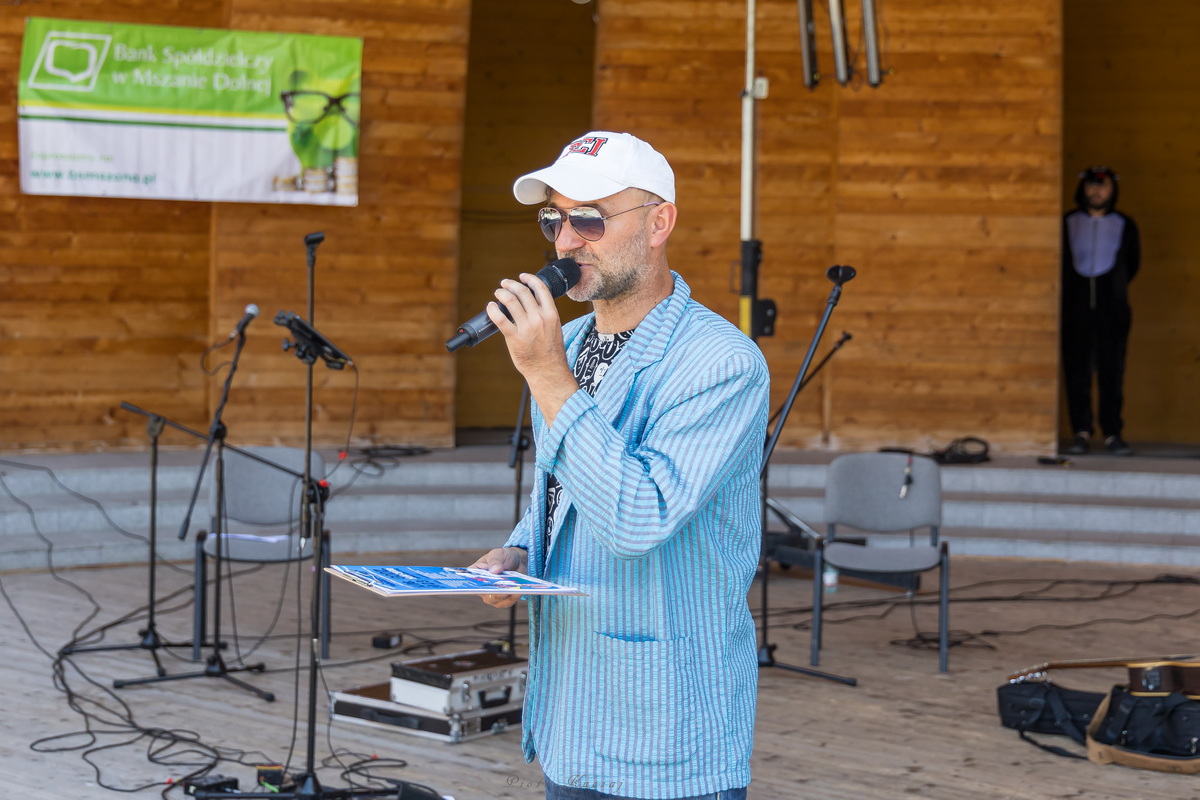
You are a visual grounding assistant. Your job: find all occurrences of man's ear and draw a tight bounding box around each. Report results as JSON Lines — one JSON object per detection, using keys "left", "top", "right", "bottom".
{"left": 649, "top": 202, "right": 677, "bottom": 248}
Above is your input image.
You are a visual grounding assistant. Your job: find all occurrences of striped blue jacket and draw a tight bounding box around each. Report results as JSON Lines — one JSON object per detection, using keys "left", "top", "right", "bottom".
{"left": 505, "top": 273, "right": 769, "bottom": 799}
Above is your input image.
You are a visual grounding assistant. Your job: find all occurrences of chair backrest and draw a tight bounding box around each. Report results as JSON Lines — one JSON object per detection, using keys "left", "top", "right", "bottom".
{"left": 824, "top": 452, "right": 941, "bottom": 534}
{"left": 208, "top": 446, "right": 325, "bottom": 527}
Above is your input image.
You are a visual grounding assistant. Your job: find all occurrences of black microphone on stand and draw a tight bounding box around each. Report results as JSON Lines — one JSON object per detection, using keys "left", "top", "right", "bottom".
{"left": 304, "top": 232, "right": 324, "bottom": 270}
{"left": 826, "top": 265, "right": 857, "bottom": 286}
{"left": 446, "top": 258, "right": 582, "bottom": 352}
{"left": 228, "top": 304, "right": 259, "bottom": 339}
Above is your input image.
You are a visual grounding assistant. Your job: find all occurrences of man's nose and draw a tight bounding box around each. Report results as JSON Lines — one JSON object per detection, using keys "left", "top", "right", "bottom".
{"left": 556, "top": 216, "right": 587, "bottom": 250}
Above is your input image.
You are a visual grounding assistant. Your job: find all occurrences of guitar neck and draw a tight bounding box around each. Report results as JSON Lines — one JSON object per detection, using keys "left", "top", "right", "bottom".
{"left": 1008, "top": 654, "right": 1198, "bottom": 683}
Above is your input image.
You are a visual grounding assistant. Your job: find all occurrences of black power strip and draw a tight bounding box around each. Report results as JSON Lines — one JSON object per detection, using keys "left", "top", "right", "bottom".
{"left": 184, "top": 775, "right": 239, "bottom": 796}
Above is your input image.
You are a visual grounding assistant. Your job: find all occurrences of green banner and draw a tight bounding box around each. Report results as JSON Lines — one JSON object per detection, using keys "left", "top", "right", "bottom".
{"left": 19, "top": 17, "right": 363, "bottom": 204}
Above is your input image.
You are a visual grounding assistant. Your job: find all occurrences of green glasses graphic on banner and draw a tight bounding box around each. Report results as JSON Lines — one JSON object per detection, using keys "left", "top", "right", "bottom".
{"left": 280, "top": 72, "right": 361, "bottom": 195}
{"left": 18, "top": 17, "right": 363, "bottom": 205}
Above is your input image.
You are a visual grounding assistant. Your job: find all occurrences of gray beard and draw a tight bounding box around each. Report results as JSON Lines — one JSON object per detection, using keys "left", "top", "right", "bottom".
{"left": 564, "top": 226, "right": 650, "bottom": 303}
{"left": 586, "top": 266, "right": 640, "bottom": 302}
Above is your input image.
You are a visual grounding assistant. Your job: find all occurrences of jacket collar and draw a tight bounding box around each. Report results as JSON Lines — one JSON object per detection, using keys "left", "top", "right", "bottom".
{"left": 565, "top": 271, "right": 690, "bottom": 419}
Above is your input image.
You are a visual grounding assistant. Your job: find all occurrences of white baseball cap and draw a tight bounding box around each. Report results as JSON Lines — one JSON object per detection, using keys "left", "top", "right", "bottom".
{"left": 512, "top": 131, "right": 676, "bottom": 205}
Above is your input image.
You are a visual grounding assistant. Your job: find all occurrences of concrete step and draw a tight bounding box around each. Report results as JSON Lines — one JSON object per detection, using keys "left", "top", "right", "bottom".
{"left": 0, "top": 518, "right": 514, "bottom": 572}
{"left": 0, "top": 489, "right": 530, "bottom": 537}
{"left": 0, "top": 485, "right": 532, "bottom": 537}
{"left": 0, "top": 450, "right": 531, "bottom": 497}
{"left": 938, "top": 526, "right": 1200, "bottom": 566}
{"left": 767, "top": 487, "right": 1200, "bottom": 536}
{"left": 3, "top": 447, "right": 1200, "bottom": 570}
{"left": 0, "top": 448, "right": 531, "bottom": 570}
{"left": 766, "top": 460, "right": 1200, "bottom": 502}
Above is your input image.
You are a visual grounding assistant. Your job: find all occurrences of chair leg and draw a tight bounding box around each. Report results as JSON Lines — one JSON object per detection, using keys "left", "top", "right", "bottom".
{"left": 193, "top": 532, "right": 208, "bottom": 662}
{"left": 938, "top": 545, "right": 950, "bottom": 673}
{"left": 810, "top": 544, "right": 824, "bottom": 667}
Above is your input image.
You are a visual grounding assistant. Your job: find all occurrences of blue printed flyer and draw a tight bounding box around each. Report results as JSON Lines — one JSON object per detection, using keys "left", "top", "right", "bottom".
{"left": 325, "top": 565, "right": 582, "bottom": 598}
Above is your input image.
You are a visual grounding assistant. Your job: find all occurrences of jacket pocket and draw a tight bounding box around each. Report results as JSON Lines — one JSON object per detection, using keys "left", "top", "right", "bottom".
{"left": 592, "top": 632, "right": 699, "bottom": 765}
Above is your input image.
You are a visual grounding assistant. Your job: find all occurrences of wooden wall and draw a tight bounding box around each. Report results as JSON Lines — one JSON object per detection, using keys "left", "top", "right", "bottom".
{"left": 3, "top": 0, "right": 1074, "bottom": 455}
{"left": 593, "top": 0, "right": 1063, "bottom": 454}
{"left": 454, "top": 1, "right": 595, "bottom": 429}
{"left": 0, "top": 0, "right": 469, "bottom": 451}
{"left": 1064, "top": 0, "right": 1200, "bottom": 443}
{"left": 0, "top": 3, "right": 218, "bottom": 449}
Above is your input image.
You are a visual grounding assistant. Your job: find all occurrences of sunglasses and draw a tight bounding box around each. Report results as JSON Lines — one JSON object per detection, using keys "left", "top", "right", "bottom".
{"left": 537, "top": 201, "right": 661, "bottom": 242}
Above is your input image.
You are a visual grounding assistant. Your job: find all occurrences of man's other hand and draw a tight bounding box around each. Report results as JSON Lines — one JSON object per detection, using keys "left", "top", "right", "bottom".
{"left": 468, "top": 547, "right": 529, "bottom": 608}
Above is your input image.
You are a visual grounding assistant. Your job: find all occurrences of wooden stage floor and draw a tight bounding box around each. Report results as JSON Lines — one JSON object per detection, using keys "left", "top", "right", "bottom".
{"left": 2, "top": 550, "right": 1197, "bottom": 800}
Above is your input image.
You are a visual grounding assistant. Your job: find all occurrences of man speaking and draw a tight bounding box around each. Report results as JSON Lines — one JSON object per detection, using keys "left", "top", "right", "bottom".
{"left": 470, "top": 131, "right": 769, "bottom": 800}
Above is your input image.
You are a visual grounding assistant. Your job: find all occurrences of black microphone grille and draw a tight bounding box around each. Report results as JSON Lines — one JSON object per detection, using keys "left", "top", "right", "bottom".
{"left": 538, "top": 258, "right": 582, "bottom": 297}
{"left": 826, "top": 264, "right": 857, "bottom": 286}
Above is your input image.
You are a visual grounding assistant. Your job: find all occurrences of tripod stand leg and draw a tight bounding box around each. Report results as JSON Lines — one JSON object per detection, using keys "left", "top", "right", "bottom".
{"left": 754, "top": 564, "right": 857, "bottom": 687}
{"left": 60, "top": 626, "right": 196, "bottom": 685}
{"left": 114, "top": 654, "right": 274, "bottom": 701}
{"left": 141, "top": 627, "right": 167, "bottom": 676}
{"left": 758, "top": 639, "right": 856, "bottom": 686}
{"left": 217, "top": 672, "right": 276, "bottom": 703}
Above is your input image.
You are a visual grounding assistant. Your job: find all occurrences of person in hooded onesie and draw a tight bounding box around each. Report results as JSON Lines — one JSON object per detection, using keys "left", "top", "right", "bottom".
{"left": 1061, "top": 166, "right": 1140, "bottom": 456}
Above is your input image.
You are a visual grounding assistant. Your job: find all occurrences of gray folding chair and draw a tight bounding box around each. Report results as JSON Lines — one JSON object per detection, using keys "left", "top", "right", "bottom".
{"left": 810, "top": 452, "right": 950, "bottom": 672}
{"left": 193, "top": 446, "right": 331, "bottom": 659}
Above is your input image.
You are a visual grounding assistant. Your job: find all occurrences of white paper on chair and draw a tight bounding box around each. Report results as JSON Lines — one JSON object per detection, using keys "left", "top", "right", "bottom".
{"left": 221, "top": 533, "right": 291, "bottom": 544}
{"left": 325, "top": 565, "right": 583, "bottom": 598}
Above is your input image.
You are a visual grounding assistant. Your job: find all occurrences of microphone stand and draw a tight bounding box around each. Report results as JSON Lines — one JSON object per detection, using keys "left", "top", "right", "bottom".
{"left": 766, "top": 331, "right": 851, "bottom": 431}
{"left": 116, "top": 332, "right": 275, "bottom": 701}
{"left": 504, "top": 384, "right": 533, "bottom": 651}
{"left": 108, "top": 403, "right": 321, "bottom": 665}
{"left": 199, "top": 232, "right": 432, "bottom": 800}
{"left": 761, "top": 332, "right": 851, "bottom": 566}
{"left": 737, "top": 0, "right": 846, "bottom": 684}
{"left": 756, "top": 266, "right": 858, "bottom": 686}
{"left": 60, "top": 407, "right": 199, "bottom": 679}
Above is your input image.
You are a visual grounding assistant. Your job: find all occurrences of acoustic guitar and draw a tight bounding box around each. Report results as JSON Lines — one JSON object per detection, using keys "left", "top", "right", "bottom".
{"left": 1007, "top": 655, "right": 1200, "bottom": 698}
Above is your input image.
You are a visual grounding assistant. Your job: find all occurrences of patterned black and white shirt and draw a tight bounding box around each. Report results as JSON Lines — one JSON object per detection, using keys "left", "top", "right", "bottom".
{"left": 544, "top": 327, "right": 634, "bottom": 558}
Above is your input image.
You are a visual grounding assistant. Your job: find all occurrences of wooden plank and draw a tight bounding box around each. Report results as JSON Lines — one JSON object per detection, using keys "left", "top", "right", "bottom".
{"left": 592, "top": 0, "right": 1062, "bottom": 455}
{"left": 1, "top": 552, "right": 1193, "bottom": 800}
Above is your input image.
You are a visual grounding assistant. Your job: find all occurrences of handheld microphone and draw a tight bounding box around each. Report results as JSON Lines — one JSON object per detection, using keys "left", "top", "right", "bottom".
{"left": 229, "top": 304, "right": 260, "bottom": 339}
{"left": 446, "top": 258, "right": 582, "bottom": 352}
